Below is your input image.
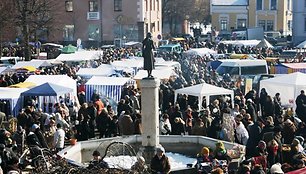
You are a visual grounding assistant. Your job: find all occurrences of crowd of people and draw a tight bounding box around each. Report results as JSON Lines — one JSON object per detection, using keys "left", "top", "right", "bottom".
{"left": 0, "top": 38, "right": 304, "bottom": 174}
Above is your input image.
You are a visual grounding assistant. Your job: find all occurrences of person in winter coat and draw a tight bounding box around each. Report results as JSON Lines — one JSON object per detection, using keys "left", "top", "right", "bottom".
{"left": 118, "top": 110, "right": 134, "bottom": 135}
{"left": 150, "top": 146, "right": 171, "bottom": 174}
{"left": 282, "top": 119, "right": 297, "bottom": 144}
{"left": 96, "top": 108, "right": 112, "bottom": 138}
{"left": 171, "top": 117, "right": 185, "bottom": 135}
{"left": 53, "top": 123, "right": 65, "bottom": 152}
{"left": 191, "top": 118, "right": 206, "bottom": 136}
{"left": 160, "top": 114, "right": 172, "bottom": 135}
{"left": 31, "top": 124, "right": 48, "bottom": 148}
{"left": 134, "top": 113, "right": 142, "bottom": 134}
{"left": 234, "top": 114, "right": 249, "bottom": 145}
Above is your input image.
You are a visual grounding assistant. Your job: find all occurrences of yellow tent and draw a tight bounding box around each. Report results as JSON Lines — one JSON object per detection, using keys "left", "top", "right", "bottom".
{"left": 16, "top": 66, "right": 36, "bottom": 72}
{"left": 9, "top": 82, "right": 36, "bottom": 88}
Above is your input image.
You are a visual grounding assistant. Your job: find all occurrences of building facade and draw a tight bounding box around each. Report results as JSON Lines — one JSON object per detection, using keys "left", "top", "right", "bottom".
{"left": 211, "top": 0, "right": 249, "bottom": 32}
{"left": 36, "top": 0, "right": 162, "bottom": 47}
{"left": 292, "top": 0, "right": 306, "bottom": 45}
{"left": 2, "top": 0, "right": 162, "bottom": 48}
{"left": 211, "top": 0, "right": 292, "bottom": 36}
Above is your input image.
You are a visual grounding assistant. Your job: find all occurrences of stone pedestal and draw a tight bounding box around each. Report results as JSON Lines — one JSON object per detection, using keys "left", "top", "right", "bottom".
{"left": 140, "top": 77, "right": 160, "bottom": 147}
{"left": 140, "top": 77, "right": 160, "bottom": 165}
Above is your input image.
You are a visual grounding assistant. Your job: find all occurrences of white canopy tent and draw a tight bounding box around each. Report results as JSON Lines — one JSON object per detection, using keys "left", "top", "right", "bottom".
{"left": 0, "top": 88, "right": 27, "bottom": 116}
{"left": 174, "top": 83, "right": 234, "bottom": 110}
{"left": 11, "top": 60, "right": 52, "bottom": 69}
{"left": 220, "top": 40, "right": 261, "bottom": 47}
{"left": 256, "top": 39, "right": 274, "bottom": 48}
{"left": 184, "top": 48, "right": 217, "bottom": 57}
{"left": 55, "top": 50, "right": 102, "bottom": 61}
{"left": 85, "top": 76, "right": 135, "bottom": 102}
{"left": 76, "top": 65, "right": 116, "bottom": 78}
{"left": 296, "top": 40, "right": 306, "bottom": 49}
{"left": 24, "top": 75, "right": 77, "bottom": 97}
{"left": 260, "top": 72, "right": 306, "bottom": 108}
{"left": 133, "top": 68, "right": 177, "bottom": 80}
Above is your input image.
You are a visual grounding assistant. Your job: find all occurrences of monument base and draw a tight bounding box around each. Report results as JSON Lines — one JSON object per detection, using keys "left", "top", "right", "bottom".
{"left": 138, "top": 146, "right": 156, "bottom": 166}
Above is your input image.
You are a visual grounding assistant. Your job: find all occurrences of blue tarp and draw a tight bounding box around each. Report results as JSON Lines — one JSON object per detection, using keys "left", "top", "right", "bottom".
{"left": 21, "top": 82, "right": 73, "bottom": 96}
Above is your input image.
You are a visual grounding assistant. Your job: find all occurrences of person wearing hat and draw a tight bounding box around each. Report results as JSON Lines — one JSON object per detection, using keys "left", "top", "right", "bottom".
{"left": 197, "top": 146, "right": 213, "bottom": 163}
{"left": 150, "top": 146, "right": 171, "bottom": 174}
{"left": 142, "top": 32, "right": 155, "bottom": 78}
{"left": 214, "top": 141, "right": 231, "bottom": 162}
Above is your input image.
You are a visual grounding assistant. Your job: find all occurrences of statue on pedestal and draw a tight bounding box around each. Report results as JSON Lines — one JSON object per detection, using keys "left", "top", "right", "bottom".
{"left": 142, "top": 32, "right": 155, "bottom": 78}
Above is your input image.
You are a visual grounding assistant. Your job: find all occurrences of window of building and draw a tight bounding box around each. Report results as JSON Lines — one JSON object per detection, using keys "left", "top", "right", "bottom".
{"left": 153, "top": 0, "right": 155, "bottom": 10}
{"left": 258, "top": 20, "right": 266, "bottom": 30}
{"left": 65, "top": 1, "right": 73, "bottom": 12}
{"left": 145, "top": 0, "right": 148, "bottom": 11}
{"left": 88, "top": 24, "right": 100, "bottom": 41}
{"left": 63, "top": 25, "right": 74, "bottom": 41}
{"left": 157, "top": 0, "right": 159, "bottom": 11}
{"left": 220, "top": 19, "right": 228, "bottom": 31}
{"left": 267, "top": 20, "right": 274, "bottom": 31}
{"left": 257, "top": 0, "right": 263, "bottom": 10}
{"left": 287, "top": 0, "right": 290, "bottom": 10}
{"left": 237, "top": 19, "right": 247, "bottom": 29}
{"left": 89, "top": 1, "right": 98, "bottom": 12}
{"left": 114, "top": 0, "right": 122, "bottom": 11}
{"left": 271, "top": 0, "right": 277, "bottom": 10}
{"left": 157, "top": 21, "right": 160, "bottom": 31}
{"left": 287, "top": 20, "right": 292, "bottom": 31}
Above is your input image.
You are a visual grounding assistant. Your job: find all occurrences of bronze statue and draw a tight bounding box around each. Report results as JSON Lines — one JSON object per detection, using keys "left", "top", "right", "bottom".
{"left": 142, "top": 32, "right": 155, "bottom": 78}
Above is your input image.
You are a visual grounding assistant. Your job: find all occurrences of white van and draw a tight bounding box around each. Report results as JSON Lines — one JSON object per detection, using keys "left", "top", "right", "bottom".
{"left": 216, "top": 59, "right": 268, "bottom": 77}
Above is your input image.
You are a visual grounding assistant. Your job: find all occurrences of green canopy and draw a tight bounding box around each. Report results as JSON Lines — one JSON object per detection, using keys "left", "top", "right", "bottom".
{"left": 61, "top": 44, "right": 77, "bottom": 54}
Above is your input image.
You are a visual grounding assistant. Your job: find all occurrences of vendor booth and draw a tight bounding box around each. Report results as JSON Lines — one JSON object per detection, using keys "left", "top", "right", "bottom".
{"left": 76, "top": 64, "right": 116, "bottom": 79}
{"left": 260, "top": 72, "right": 306, "bottom": 108}
{"left": 0, "top": 88, "right": 27, "bottom": 116}
{"left": 85, "top": 76, "right": 135, "bottom": 103}
{"left": 184, "top": 48, "right": 217, "bottom": 57}
{"left": 21, "top": 82, "right": 74, "bottom": 113}
{"left": 55, "top": 50, "right": 102, "bottom": 62}
{"left": 174, "top": 83, "right": 234, "bottom": 110}
{"left": 24, "top": 75, "right": 77, "bottom": 97}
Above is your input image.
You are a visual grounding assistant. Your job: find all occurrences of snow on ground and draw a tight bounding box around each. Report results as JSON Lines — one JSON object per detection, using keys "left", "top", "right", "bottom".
{"left": 103, "top": 152, "right": 197, "bottom": 170}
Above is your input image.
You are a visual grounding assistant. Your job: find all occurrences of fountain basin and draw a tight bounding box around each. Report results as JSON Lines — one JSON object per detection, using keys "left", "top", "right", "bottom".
{"left": 59, "top": 135, "right": 245, "bottom": 172}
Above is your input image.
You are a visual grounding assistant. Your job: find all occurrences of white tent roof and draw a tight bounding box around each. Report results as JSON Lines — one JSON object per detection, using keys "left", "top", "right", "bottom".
{"left": 86, "top": 76, "right": 133, "bottom": 86}
{"left": 56, "top": 50, "right": 102, "bottom": 61}
{"left": 12, "top": 60, "right": 52, "bottom": 69}
{"left": 260, "top": 72, "right": 306, "bottom": 108}
{"left": 261, "top": 72, "right": 306, "bottom": 86}
{"left": 0, "top": 87, "right": 27, "bottom": 99}
{"left": 296, "top": 40, "right": 306, "bottom": 49}
{"left": 133, "top": 68, "right": 176, "bottom": 80}
{"left": 76, "top": 67, "right": 115, "bottom": 77}
{"left": 256, "top": 39, "right": 273, "bottom": 48}
{"left": 220, "top": 40, "right": 261, "bottom": 47}
{"left": 0, "top": 67, "right": 8, "bottom": 74}
{"left": 24, "top": 75, "right": 77, "bottom": 96}
{"left": 184, "top": 48, "right": 217, "bottom": 57}
{"left": 175, "top": 83, "right": 234, "bottom": 110}
{"left": 111, "top": 58, "right": 143, "bottom": 69}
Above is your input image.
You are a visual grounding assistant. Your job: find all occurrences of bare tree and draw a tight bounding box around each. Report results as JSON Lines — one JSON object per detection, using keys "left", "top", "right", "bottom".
{"left": 13, "top": 0, "right": 59, "bottom": 61}
{"left": 162, "top": 0, "right": 210, "bottom": 35}
{"left": 0, "top": 0, "right": 14, "bottom": 58}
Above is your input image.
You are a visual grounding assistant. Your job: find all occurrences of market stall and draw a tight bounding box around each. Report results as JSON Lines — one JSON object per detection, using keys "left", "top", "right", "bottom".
{"left": 85, "top": 76, "right": 135, "bottom": 102}
{"left": 0, "top": 88, "right": 27, "bottom": 116}
{"left": 174, "top": 83, "right": 234, "bottom": 110}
